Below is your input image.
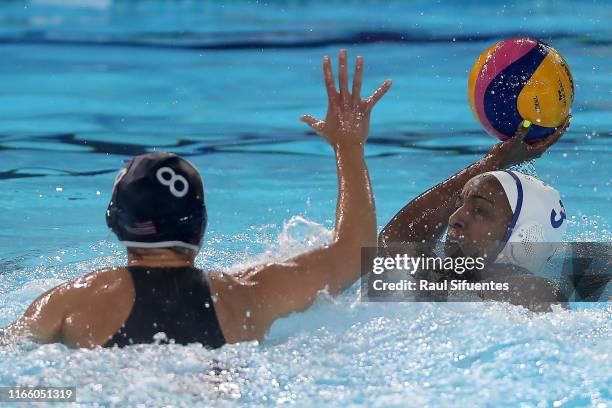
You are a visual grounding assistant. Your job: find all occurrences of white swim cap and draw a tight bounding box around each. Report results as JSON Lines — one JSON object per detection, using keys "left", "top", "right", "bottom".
{"left": 486, "top": 170, "right": 567, "bottom": 273}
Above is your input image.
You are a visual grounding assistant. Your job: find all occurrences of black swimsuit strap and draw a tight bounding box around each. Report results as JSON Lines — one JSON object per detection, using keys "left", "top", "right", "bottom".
{"left": 104, "top": 266, "right": 225, "bottom": 348}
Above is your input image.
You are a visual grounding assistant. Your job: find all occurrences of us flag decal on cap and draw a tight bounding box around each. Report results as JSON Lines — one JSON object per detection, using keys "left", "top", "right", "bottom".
{"left": 124, "top": 221, "right": 158, "bottom": 235}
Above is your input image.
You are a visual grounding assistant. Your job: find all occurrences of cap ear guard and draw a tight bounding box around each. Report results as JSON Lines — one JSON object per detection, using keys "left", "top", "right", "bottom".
{"left": 485, "top": 170, "right": 567, "bottom": 274}
{"left": 496, "top": 222, "right": 561, "bottom": 274}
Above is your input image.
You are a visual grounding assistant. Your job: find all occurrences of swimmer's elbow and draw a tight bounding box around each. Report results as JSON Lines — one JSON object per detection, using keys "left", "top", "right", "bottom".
{"left": 329, "top": 240, "right": 364, "bottom": 267}
{"left": 333, "top": 227, "right": 377, "bottom": 250}
{"left": 323, "top": 242, "right": 364, "bottom": 295}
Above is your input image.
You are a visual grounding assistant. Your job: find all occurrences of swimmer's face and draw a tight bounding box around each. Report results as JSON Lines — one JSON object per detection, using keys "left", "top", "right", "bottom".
{"left": 445, "top": 174, "right": 512, "bottom": 261}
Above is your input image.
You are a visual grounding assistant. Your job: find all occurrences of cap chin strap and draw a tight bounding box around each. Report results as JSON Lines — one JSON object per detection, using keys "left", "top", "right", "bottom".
{"left": 120, "top": 240, "right": 200, "bottom": 252}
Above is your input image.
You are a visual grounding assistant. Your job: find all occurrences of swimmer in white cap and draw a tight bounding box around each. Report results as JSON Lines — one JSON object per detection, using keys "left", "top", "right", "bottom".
{"left": 1, "top": 50, "right": 392, "bottom": 348}
{"left": 379, "top": 117, "right": 571, "bottom": 311}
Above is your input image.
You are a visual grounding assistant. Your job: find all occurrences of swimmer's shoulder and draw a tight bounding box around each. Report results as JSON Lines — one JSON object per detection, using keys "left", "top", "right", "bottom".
{"left": 26, "top": 267, "right": 128, "bottom": 305}
{"left": 14, "top": 267, "right": 134, "bottom": 347}
{"left": 481, "top": 267, "right": 568, "bottom": 312}
{"left": 52, "top": 267, "right": 132, "bottom": 298}
{"left": 481, "top": 264, "right": 567, "bottom": 312}
{"left": 56, "top": 268, "right": 135, "bottom": 347}
{"left": 505, "top": 274, "right": 567, "bottom": 301}
{"left": 35, "top": 267, "right": 134, "bottom": 324}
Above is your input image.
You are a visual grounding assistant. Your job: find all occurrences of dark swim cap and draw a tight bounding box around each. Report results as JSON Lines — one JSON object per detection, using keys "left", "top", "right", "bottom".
{"left": 106, "top": 152, "right": 207, "bottom": 252}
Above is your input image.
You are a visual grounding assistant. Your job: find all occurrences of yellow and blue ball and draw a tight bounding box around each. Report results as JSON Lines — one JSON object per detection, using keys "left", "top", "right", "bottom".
{"left": 468, "top": 38, "right": 574, "bottom": 142}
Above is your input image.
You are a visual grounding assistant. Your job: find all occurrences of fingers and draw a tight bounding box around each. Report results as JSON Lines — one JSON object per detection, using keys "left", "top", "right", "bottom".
{"left": 540, "top": 123, "right": 565, "bottom": 148}
{"left": 563, "top": 113, "right": 572, "bottom": 128}
{"left": 554, "top": 114, "right": 572, "bottom": 137}
{"left": 323, "top": 56, "right": 337, "bottom": 102}
{"left": 530, "top": 114, "right": 572, "bottom": 150}
{"left": 338, "top": 49, "right": 349, "bottom": 105}
{"left": 352, "top": 56, "right": 364, "bottom": 103}
{"left": 514, "top": 119, "right": 532, "bottom": 142}
{"left": 299, "top": 115, "right": 323, "bottom": 132}
{"left": 366, "top": 80, "right": 392, "bottom": 110}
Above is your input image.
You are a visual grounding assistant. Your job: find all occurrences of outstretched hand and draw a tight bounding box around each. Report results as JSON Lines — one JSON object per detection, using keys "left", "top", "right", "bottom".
{"left": 300, "top": 49, "right": 392, "bottom": 148}
{"left": 489, "top": 115, "right": 571, "bottom": 168}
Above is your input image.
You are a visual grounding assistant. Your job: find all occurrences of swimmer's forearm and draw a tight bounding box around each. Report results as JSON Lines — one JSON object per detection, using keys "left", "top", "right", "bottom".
{"left": 379, "top": 154, "right": 500, "bottom": 245}
{"left": 316, "top": 142, "right": 377, "bottom": 294}
{"left": 333, "top": 142, "right": 377, "bottom": 248}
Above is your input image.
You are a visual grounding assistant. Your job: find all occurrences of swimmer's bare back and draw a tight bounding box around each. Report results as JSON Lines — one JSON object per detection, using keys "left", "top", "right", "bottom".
{"left": 1, "top": 50, "right": 392, "bottom": 348}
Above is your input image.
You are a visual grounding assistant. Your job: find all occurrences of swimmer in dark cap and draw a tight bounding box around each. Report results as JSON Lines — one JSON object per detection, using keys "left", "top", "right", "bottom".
{"left": 378, "top": 118, "right": 572, "bottom": 311}
{"left": 1, "top": 50, "right": 392, "bottom": 348}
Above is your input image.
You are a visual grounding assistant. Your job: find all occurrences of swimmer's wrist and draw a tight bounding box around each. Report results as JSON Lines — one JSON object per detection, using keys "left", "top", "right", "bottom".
{"left": 333, "top": 141, "right": 365, "bottom": 153}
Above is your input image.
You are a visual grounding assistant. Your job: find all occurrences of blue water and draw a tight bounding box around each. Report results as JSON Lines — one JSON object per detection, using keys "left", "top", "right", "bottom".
{"left": 0, "top": 0, "right": 610, "bottom": 406}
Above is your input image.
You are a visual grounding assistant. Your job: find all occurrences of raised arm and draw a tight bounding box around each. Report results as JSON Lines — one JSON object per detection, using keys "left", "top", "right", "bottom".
{"left": 379, "top": 117, "right": 571, "bottom": 249}
{"left": 211, "top": 50, "right": 391, "bottom": 343}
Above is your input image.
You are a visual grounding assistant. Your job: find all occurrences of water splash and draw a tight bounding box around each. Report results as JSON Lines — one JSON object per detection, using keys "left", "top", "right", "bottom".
{"left": 226, "top": 215, "right": 333, "bottom": 273}
{"left": 510, "top": 159, "right": 538, "bottom": 177}
{"left": 0, "top": 218, "right": 610, "bottom": 407}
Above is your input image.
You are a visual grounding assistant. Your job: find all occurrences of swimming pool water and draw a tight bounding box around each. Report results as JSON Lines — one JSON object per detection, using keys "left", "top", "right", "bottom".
{"left": 0, "top": 0, "right": 610, "bottom": 406}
